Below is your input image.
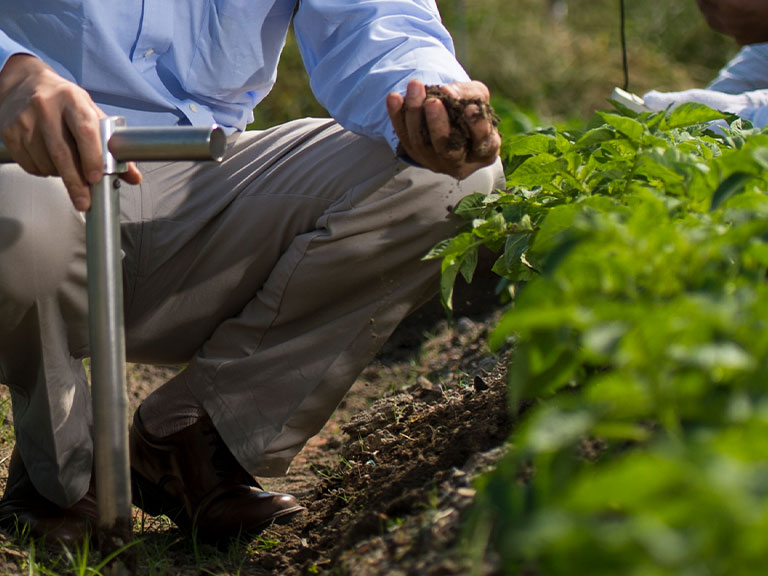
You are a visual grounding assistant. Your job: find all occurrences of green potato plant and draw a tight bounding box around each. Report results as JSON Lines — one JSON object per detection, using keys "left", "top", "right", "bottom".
{"left": 429, "top": 102, "right": 768, "bottom": 575}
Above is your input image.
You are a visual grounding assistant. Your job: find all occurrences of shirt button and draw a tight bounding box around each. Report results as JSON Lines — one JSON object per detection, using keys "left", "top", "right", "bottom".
{"left": 143, "top": 48, "right": 155, "bottom": 58}
{"left": 189, "top": 103, "right": 199, "bottom": 113}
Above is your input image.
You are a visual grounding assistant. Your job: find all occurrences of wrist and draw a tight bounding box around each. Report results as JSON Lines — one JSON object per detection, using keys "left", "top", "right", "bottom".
{"left": 0, "top": 53, "right": 46, "bottom": 99}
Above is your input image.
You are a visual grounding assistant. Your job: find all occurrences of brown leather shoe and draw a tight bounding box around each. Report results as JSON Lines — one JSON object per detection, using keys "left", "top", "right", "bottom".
{"left": 0, "top": 448, "right": 98, "bottom": 546}
{"left": 130, "top": 409, "right": 305, "bottom": 543}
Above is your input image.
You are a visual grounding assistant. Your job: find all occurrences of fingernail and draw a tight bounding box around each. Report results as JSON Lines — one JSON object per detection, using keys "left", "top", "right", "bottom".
{"left": 406, "top": 82, "right": 418, "bottom": 98}
{"left": 73, "top": 197, "right": 90, "bottom": 212}
{"left": 88, "top": 170, "right": 102, "bottom": 184}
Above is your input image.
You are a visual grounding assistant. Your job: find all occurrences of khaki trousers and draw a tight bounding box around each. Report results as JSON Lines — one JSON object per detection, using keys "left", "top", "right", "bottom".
{"left": 0, "top": 118, "right": 504, "bottom": 507}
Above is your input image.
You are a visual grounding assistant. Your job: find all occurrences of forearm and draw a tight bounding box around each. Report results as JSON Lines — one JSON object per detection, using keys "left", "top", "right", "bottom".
{"left": 294, "top": 0, "right": 469, "bottom": 151}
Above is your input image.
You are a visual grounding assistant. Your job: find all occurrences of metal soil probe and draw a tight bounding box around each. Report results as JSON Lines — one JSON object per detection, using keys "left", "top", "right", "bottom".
{"left": 0, "top": 118, "right": 225, "bottom": 573}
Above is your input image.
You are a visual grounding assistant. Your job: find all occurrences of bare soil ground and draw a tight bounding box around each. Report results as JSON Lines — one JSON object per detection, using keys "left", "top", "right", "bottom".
{"left": 0, "top": 272, "right": 512, "bottom": 575}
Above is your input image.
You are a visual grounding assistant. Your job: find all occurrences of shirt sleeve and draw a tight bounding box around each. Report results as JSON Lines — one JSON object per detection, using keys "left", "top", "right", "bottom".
{"left": 0, "top": 29, "right": 36, "bottom": 72}
{"left": 293, "top": 0, "right": 470, "bottom": 152}
{"left": 707, "top": 43, "right": 768, "bottom": 94}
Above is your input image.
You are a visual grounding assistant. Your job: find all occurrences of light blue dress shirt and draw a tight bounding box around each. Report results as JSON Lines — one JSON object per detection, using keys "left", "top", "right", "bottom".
{"left": 0, "top": 0, "right": 469, "bottom": 151}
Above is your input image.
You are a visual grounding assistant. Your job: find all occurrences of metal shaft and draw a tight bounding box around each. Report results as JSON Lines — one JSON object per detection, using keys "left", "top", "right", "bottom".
{"left": 87, "top": 117, "right": 132, "bottom": 572}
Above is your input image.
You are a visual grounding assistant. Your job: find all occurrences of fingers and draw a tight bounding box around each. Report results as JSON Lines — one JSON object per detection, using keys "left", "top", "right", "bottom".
{"left": 122, "top": 163, "right": 143, "bottom": 186}
{"left": 43, "top": 87, "right": 101, "bottom": 210}
{"left": 42, "top": 122, "right": 92, "bottom": 211}
{"left": 442, "top": 81, "right": 500, "bottom": 169}
{"left": 464, "top": 103, "right": 501, "bottom": 164}
{"left": 426, "top": 98, "right": 465, "bottom": 161}
{"left": 0, "top": 56, "right": 105, "bottom": 210}
{"left": 403, "top": 81, "right": 428, "bottom": 152}
{"left": 388, "top": 80, "right": 458, "bottom": 174}
{"left": 441, "top": 80, "right": 490, "bottom": 102}
{"left": 386, "top": 92, "right": 405, "bottom": 135}
{"left": 65, "top": 100, "right": 104, "bottom": 185}
{"left": 387, "top": 79, "right": 500, "bottom": 179}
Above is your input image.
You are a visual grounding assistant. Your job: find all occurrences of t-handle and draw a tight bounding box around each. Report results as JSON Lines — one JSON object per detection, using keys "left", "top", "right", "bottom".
{"left": 0, "top": 118, "right": 226, "bottom": 575}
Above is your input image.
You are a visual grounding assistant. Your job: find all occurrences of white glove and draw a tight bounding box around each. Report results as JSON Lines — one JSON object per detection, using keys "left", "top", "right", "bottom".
{"left": 643, "top": 88, "right": 768, "bottom": 129}
{"left": 643, "top": 89, "right": 751, "bottom": 114}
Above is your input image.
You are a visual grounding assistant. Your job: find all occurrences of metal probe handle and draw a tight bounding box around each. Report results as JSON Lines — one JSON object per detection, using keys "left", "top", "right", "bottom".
{"left": 0, "top": 124, "right": 227, "bottom": 163}
{"left": 0, "top": 119, "right": 225, "bottom": 574}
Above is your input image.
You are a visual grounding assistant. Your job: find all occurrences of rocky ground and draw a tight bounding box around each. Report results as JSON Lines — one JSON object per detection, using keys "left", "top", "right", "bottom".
{"left": 0, "top": 272, "right": 514, "bottom": 575}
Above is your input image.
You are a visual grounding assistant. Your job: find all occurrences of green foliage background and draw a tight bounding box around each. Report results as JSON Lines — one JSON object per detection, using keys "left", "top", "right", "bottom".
{"left": 429, "top": 95, "right": 768, "bottom": 575}
{"left": 250, "top": 0, "right": 738, "bottom": 129}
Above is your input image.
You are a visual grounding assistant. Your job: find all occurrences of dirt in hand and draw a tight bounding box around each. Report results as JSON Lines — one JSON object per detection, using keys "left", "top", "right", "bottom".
{"left": 397, "top": 85, "right": 500, "bottom": 157}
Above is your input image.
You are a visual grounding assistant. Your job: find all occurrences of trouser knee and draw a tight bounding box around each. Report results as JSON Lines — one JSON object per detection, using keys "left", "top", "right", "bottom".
{"left": 0, "top": 167, "right": 84, "bottom": 321}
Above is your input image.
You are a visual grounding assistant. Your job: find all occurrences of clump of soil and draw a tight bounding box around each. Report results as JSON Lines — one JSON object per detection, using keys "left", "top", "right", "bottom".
{"left": 397, "top": 85, "right": 500, "bottom": 156}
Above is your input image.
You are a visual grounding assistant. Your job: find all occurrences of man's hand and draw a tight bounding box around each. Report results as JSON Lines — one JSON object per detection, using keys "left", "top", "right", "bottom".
{"left": 386, "top": 80, "right": 500, "bottom": 180}
{"left": 696, "top": 0, "right": 768, "bottom": 45}
{"left": 0, "top": 54, "right": 141, "bottom": 211}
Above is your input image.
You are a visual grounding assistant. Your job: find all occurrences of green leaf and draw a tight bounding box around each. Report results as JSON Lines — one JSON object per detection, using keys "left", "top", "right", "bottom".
{"left": 459, "top": 244, "right": 478, "bottom": 284}
{"left": 508, "top": 154, "right": 567, "bottom": 188}
{"left": 453, "top": 192, "right": 490, "bottom": 219}
{"left": 439, "top": 257, "right": 460, "bottom": 311}
{"left": 503, "top": 233, "right": 531, "bottom": 273}
{"left": 664, "top": 102, "right": 729, "bottom": 129}
{"left": 576, "top": 126, "right": 617, "bottom": 148}
{"left": 523, "top": 406, "right": 594, "bottom": 453}
{"left": 710, "top": 172, "right": 751, "bottom": 211}
{"left": 505, "top": 132, "right": 554, "bottom": 156}
{"left": 598, "top": 113, "right": 645, "bottom": 142}
{"left": 750, "top": 146, "right": 768, "bottom": 170}
{"left": 490, "top": 304, "right": 588, "bottom": 349}
{"left": 423, "top": 237, "right": 453, "bottom": 260}
{"left": 667, "top": 342, "right": 755, "bottom": 372}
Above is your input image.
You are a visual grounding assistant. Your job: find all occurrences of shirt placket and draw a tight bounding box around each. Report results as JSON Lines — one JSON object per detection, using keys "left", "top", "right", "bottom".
{"left": 132, "top": 0, "right": 173, "bottom": 73}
